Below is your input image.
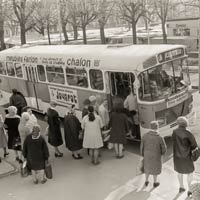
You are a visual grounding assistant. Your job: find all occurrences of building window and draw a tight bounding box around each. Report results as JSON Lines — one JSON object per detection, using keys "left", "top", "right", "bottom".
{"left": 46, "top": 65, "right": 65, "bottom": 84}
{"left": 15, "top": 63, "right": 23, "bottom": 78}
{"left": 6, "top": 62, "right": 15, "bottom": 76}
{"left": 89, "top": 69, "right": 104, "bottom": 90}
{"left": 66, "top": 67, "right": 88, "bottom": 88}
{"left": 0, "top": 62, "right": 7, "bottom": 75}
{"left": 37, "top": 65, "right": 46, "bottom": 82}
{"left": 173, "top": 28, "right": 190, "bottom": 36}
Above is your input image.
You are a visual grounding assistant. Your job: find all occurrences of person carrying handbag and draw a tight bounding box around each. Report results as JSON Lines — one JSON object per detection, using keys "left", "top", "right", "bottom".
{"left": 23, "top": 124, "right": 49, "bottom": 184}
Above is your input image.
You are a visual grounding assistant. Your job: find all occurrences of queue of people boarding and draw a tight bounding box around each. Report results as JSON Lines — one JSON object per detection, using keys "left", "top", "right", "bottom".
{"left": 0, "top": 88, "right": 200, "bottom": 199}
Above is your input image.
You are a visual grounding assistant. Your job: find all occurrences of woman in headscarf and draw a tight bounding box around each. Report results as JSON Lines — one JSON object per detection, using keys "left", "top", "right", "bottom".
{"left": 18, "top": 112, "right": 32, "bottom": 145}
{"left": 141, "top": 121, "right": 167, "bottom": 188}
{"left": 64, "top": 105, "right": 83, "bottom": 159}
{"left": 23, "top": 124, "right": 49, "bottom": 184}
{"left": 172, "top": 116, "right": 198, "bottom": 197}
{"left": 22, "top": 106, "right": 37, "bottom": 131}
{"left": 4, "top": 106, "right": 22, "bottom": 163}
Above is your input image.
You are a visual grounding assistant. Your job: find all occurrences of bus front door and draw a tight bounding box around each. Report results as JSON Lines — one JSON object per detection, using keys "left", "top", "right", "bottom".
{"left": 107, "top": 71, "right": 135, "bottom": 106}
{"left": 25, "top": 65, "right": 41, "bottom": 111}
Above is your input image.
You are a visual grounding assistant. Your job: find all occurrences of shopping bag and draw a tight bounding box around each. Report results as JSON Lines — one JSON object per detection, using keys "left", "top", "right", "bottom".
{"left": 107, "top": 142, "right": 114, "bottom": 150}
{"left": 20, "top": 161, "right": 31, "bottom": 177}
{"left": 191, "top": 147, "right": 200, "bottom": 162}
{"left": 45, "top": 162, "right": 53, "bottom": 179}
{"left": 136, "top": 158, "right": 144, "bottom": 175}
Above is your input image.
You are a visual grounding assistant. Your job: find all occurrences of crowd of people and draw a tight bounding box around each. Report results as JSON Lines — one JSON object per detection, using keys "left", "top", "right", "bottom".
{"left": 0, "top": 88, "right": 199, "bottom": 199}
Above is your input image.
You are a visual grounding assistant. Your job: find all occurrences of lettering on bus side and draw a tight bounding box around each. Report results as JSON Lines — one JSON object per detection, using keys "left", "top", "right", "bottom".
{"left": 48, "top": 86, "right": 79, "bottom": 108}
{"left": 67, "top": 58, "right": 91, "bottom": 67}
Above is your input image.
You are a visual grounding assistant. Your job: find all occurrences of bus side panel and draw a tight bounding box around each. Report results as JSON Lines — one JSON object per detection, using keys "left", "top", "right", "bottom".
{"left": 0, "top": 77, "right": 29, "bottom": 104}
{"left": 138, "top": 104, "right": 155, "bottom": 129}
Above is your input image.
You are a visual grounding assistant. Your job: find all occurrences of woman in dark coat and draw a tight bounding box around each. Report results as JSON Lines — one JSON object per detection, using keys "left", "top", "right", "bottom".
{"left": 23, "top": 124, "right": 49, "bottom": 184}
{"left": 109, "top": 103, "right": 129, "bottom": 158}
{"left": 47, "top": 101, "right": 63, "bottom": 157}
{"left": 172, "top": 116, "right": 198, "bottom": 197}
{"left": 4, "top": 106, "right": 22, "bottom": 163}
{"left": 64, "top": 105, "right": 83, "bottom": 159}
{"left": 141, "top": 121, "right": 167, "bottom": 188}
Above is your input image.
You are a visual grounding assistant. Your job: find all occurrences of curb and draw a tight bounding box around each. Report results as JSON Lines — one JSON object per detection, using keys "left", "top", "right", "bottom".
{"left": 0, "top": 159, "right": 19, "bottom": 179}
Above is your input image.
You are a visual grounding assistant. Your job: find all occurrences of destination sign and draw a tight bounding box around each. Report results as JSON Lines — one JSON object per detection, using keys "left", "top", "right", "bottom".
{"left": 157, "top": 48, "right": 185, "bottom": 63}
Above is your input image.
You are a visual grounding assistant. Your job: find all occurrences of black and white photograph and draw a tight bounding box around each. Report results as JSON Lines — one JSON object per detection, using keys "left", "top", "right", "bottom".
{"left": 0, "top": 0, "right": 200, "bottom": 199}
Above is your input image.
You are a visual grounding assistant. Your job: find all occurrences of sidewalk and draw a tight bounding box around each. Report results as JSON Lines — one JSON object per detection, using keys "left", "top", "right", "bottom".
{"left": 110, "top": 158, "right": 200, "bottom": 200}
{"left": 0, "top": 159, "right": 18, "bottom": 178}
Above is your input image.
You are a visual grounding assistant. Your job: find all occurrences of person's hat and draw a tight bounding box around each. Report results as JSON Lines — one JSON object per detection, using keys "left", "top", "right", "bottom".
{"left": 83, "top": 99, "right": 91, "bottom": 106}
{"left": 150, "top": 121, "right": 159, "bottom": 130}
{"left": 89, "top": 95, "right": 96, "bottom": 102}
{"left": 177, "top": 116, "right": 188, "bottom": 127}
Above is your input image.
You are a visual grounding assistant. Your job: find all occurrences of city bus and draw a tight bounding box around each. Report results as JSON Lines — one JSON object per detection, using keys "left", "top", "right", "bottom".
{"left": 0, "top": 44, "right": 194, "bottom": 139}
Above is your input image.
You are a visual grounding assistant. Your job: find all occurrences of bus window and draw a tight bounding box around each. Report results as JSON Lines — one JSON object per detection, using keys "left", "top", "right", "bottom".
{"left": 46, "top": 65, "right": 65, "bottom": 84}
{"left": 6, "top": 62, "right": 15, "bottom": 76}
{"left": 139, "top": 63, "right": 177, "bottom": 101}
{"left": 66, "top": 67, "right": 88, "bottom": 88}
{"left": 15, "top": 63, "right": 23, "bottom": 78}
{"left": 172, "top": 59, "right": 188, "bottom": 92}
{"left": 37, "top": 65, "right": 46, "bottom": 82}
{"left": 89, "top": 69, "right": 104, "bottom": 90}
{"left": 0, "top": 62, "right": 7, "bottom": 75}
{"left": 139, "top": 71, "right": 151, "bottom": 101}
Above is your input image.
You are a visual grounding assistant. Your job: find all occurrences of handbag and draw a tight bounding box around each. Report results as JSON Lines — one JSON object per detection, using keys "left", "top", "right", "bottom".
{"left": 45, "top": 162, "right": 53, "bottom": 179}
{"left": 20, "top": 161, "right": 31, "bottom": 177}
{"left": 136, "top": 158, "right": 144, "bottom": 175}
{"left": 13, "top": 137, "right": 21, "bottom": 151}
{"left": 191, "top": 147, "right": 200, "bottom": 162}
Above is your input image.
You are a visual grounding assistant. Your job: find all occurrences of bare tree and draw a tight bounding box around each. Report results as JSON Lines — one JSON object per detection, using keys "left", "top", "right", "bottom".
{"left": 34, "top": 0, "right": 58, "bottom": 44}
{"left": 75, "top": 0, "right": 97, "bottom": 44}
{"left": 151, "top": 0, "right": 171, "bottom": 44}
{"left": 12, "top": 0, "right": 37, "bottom": 45}
{"left": 118, "top": 0, "right": 146, "bottom": 44}
{"left": 96, "top": 0, "right": 115, "bottom": 44}
{"left": 59, "top": 0, "right": 70, "bottom": 43}
{"left": 0, "top": 0, "right": 6, "bottom": 50}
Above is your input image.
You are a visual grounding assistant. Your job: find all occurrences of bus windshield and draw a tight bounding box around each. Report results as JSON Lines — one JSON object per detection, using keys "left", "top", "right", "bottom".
{"left": 139, "top": 58, "right": 190, "bottom": 101}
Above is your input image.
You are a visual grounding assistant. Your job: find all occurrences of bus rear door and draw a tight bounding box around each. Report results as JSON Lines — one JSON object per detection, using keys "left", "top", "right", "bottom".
{"left": 25, "top": 65, "right": 41, "bottom": 111}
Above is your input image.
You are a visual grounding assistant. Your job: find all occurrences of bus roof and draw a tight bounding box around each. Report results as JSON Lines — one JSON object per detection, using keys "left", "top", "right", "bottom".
{"left": 0, "top": 44, "right": 186, "bottom": 72}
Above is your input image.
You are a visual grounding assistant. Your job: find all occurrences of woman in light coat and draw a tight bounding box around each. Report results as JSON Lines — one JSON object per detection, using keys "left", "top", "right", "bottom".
{"left": 82, "top": 106, "right": 103, "bottom": 165}
{"left": 140, "top": 121, "right": 167, "bottom": 188}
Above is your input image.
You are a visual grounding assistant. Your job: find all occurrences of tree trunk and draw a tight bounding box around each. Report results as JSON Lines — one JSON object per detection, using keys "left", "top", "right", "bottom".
{"left": 61, "top": 23, "right": 68, "bottom": 44}
{"left": 47, "top": 23, "right": 51, "bottom": 45}
{"left": 100, "top": 25, "right": 106, "bottom": 44}
{"left": 161, "top": 21, "right": 167, "bottom": 44}
{"left": 73, "top": 24, "right": 78, "bottom": 40}
{"left": 82, "top": 26, "right": 87, "bottom": 44}
{"left": 20, "top": 22, "right": 26, "bottom": 45}
{"left": 0, "top": 19, "right": 5, "bottom": 50}
{"left": 131, "top": 21, "right": 137, "bottom": 44}
{"left": 41, "top": 26, "right": 45, "bottom": 36}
